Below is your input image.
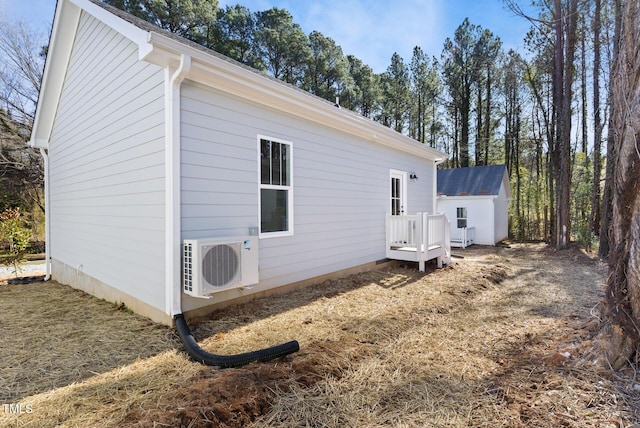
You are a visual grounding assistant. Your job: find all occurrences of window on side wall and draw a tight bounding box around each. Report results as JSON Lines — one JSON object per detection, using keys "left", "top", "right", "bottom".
{"left": 456, "top": 207, "right": 467, "bottom": 228}
{"left": 259, "top": 137, "right": 293, "bottom": 237}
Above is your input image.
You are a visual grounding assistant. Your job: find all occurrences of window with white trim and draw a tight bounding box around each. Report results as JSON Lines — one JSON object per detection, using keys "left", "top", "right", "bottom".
{"left": 456, "top": 207, "right": 467, "bottom": 229}
{"left": 259, "top": 137, "right": 293, "bottom": 237}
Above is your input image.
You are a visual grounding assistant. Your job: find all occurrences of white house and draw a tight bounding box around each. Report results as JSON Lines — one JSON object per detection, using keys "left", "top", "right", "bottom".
{"left": 436, "top": 165, "right": 512, "bottom": 247}
{"left": 30, "top": 0, "right": 449, "bottom": 325}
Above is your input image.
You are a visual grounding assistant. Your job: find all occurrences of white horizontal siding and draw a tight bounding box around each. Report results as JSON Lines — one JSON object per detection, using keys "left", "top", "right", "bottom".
{"left": 494, "top": 185, "right": 509, "bottom": 242}
{"left": 437, "top": 197, "right": 496, "bottom": 245}
{"left": 180, "top": 82, "right": 434, "bottom": 296}
{"left": 48, "top": 12, "right": 166, "bottom": 311}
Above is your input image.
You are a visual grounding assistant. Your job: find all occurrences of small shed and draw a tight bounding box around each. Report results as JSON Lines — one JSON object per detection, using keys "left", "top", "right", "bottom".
{"left": 30, "top": 0, "right": 448, "bottom": 325}
{"left": 436, "top": 165, "right": 511, "bottom": 247}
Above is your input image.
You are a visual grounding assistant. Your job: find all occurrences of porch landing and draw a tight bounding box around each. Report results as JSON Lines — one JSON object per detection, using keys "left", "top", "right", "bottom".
{"left": 386, "top": 213, "right": 451, "bottom": 271}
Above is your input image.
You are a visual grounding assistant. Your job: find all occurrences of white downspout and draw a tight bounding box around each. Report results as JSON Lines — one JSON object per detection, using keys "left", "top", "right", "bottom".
{"left": 165, "top": 54, "right": 191, "bottom": 318}
{"left": 433, "top": 158, "right": 445, "bottom": 214}
{"left": 39, "top": 148, "right": 51, "bottom": 281}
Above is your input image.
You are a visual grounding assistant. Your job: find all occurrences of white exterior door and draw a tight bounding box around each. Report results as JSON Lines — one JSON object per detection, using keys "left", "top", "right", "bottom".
{"left": 390, "top": 170, "right": 407, "bottom": 215}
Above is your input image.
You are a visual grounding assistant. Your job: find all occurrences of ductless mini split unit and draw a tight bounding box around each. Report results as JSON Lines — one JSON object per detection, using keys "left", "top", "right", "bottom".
{"left": 182, "top": 236, "right": 259, "bottom": 298}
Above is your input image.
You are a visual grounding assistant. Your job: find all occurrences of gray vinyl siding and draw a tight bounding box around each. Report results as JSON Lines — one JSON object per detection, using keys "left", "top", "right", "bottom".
{"left": 181, "top": 82, "right": 433, "bottom": 290}
{"left": 48, "top": 12, "right": 166, "bottom": 310}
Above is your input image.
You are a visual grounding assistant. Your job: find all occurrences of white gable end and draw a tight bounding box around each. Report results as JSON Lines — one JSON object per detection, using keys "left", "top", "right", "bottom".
{"left": 47, "top": 11, "right": 167, "bottom": 316}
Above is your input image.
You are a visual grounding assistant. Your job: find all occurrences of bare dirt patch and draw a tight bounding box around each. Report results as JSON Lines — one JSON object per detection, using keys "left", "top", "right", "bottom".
{"left": 1, "top": 243, "right": 639, "bottom": 427}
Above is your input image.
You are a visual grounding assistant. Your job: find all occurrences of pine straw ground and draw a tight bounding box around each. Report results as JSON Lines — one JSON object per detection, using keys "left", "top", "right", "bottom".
{"left": 1, "top": 243, "right": 639, "bottom": 427}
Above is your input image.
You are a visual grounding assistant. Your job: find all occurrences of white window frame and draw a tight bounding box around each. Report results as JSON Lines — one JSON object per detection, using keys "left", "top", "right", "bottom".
{"left": 456, "top": 207, "right": 468, "bottom": 229}
{"left": 258, "top": 135, "right": 293, "bottom": 238}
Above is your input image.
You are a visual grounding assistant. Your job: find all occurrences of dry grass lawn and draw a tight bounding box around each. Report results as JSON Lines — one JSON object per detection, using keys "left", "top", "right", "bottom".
{"left": 1, "top": 243, "right": 639, "bottom": 427}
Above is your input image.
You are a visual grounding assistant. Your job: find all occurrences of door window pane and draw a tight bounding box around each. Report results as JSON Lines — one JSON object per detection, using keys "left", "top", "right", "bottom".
{"left": 391, "top": 177, "right": 402, "bottom": 215}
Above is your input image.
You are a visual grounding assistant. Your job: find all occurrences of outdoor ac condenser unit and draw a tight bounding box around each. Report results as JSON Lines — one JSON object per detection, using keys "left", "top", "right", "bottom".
{"left": 182, "top": 236, "right": 259, "bottom": 298}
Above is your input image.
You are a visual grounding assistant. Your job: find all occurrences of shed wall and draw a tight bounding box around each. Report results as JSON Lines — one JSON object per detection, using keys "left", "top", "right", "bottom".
{"left": 494, "top": 185, "right": 509, "bottom": 242}
{"left": 437, "top": 197, "right": 496, "bottom": 245}
{"left": 47, "top": 12, "right": 167, "bottom": 311}
{"left": 179, "top": 82, "right": 434, "bottom": 311}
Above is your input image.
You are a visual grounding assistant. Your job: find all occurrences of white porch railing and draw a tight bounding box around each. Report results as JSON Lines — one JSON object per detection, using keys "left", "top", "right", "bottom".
{"left": 386, "top": 212, "right": 451, "bottom": 272}
{"left": 451, "top": 226, "right": 475, "bottom": 248}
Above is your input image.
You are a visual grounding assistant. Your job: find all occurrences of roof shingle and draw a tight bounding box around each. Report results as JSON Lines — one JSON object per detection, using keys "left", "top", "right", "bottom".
{"left": 437, "top": 165, "right": 507, "bottom": 196}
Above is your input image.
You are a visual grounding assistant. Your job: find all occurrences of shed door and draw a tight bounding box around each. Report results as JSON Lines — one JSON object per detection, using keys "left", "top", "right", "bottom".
{"left": 390, "top": 170, "right": 407, "bottom": 215}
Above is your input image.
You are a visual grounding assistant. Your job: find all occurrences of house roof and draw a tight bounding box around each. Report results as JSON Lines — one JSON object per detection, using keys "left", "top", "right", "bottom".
{"left": 437, "top": 165, "right": 511, "bottom": 198}
{"left": 30, "top": 0, "right": 447, "bottom": 163}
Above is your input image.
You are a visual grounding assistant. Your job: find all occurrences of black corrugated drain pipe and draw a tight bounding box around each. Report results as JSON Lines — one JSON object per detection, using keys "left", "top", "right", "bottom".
{"left": 174, "top": 313, "right": 300, "bottom": 368}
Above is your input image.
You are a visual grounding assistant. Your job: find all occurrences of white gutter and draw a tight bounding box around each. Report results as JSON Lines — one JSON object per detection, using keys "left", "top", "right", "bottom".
{"left": 165, "top": 54, "right": 191, "bottom": 317}
{"left": 39, "top": 148, "right": 51, "bottom": 280}
{"left": 144, "top": 31, "right": 446, "bottom": 163}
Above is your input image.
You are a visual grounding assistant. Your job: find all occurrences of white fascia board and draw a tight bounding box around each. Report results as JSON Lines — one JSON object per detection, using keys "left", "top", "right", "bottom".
{"left": 70, "top": 0, "right": 153, "bottom": 59}
{"left": 145, "top": 32, "right": 447, "bottom": 162}
{"left": 30, "top": 0, "right": 153, "bottom": 149}
{"left": 502, "top": 170, "right": 514, "bottom": 200}
{"left": 29, "top": 0, "right": 81, "bottom": 148}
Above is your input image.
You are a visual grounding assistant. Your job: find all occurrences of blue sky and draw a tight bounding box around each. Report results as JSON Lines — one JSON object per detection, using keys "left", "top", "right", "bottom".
{"left": 2, "top": 0, "right": 535, "bottom": 73}
{"left": 1, "top": 0, "right": 57, "bottom": 29}
{"left": 218, "top": 0, "right": 535, "bottom": 72}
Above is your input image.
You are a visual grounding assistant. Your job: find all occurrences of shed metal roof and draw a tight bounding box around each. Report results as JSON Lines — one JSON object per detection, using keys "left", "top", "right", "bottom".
{"left": 437, "top": 165, "right": 508, "bottom": 197}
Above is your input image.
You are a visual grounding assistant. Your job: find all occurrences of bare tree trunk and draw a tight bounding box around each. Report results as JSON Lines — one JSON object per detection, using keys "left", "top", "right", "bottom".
{"left": 590, "top": 0, "right": 603, "bottom": 239}
{"left": 476, "top": 85, "right": 483, "bottom": 165}
{"left": 551, "top": 0, "right": 565, "bottom": 247}
{"left": 580, "top": 33, "right": 588, "bottom": 157}
{"left": 484, "top": 66, "right": 492, "bottom": 166}
{"left": 555, "top": 0, "right": 578, "bottom": 248}
{"left": 460, "top": 85, "right": 471, "bottom": 167}
{"left": 594, "top": 0, "right": 640, "bottom": 370}
{"left": 453, "top": 105, "right": 460, "bottom": 168}
{"left": 600, "top": 0, "right": 623, "bottom": 258}
{"left": 515, "top": 115, "right": 523, "bottom": 239}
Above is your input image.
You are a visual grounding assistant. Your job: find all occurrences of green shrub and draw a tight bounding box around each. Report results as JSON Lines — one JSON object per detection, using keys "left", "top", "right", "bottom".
{"left": 0, "top": 207, "right": 31, "bottom": 278}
